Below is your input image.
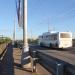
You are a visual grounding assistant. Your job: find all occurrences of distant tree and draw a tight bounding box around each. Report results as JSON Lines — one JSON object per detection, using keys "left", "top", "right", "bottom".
{"left": 4, "top": 37, "right": 11, "bottom": 42}
{"left": 28, "top": 38, "right": 38, "bottom": 44}
{"left": 0, "top": 37, "right": 11, "bottom": 44}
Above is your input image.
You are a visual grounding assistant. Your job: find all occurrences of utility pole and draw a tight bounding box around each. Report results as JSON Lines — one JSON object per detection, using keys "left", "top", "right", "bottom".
{"left": 13, "top": 17, "right": 15, "bottom": 45}
{"left": 23, "top": 0, "right": 28, "bottom": 52}
{"left": 48, "top": 18, "right": 50, "bottom": 32}
{"left": 21, "top": 0, "right": 30, "bottom": 68}
{"left": 31, "top": 29, "right": 33, "bottom": 41}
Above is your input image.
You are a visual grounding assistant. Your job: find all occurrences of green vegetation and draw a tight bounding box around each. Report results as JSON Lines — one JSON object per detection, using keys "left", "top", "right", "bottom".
{"left": 0, "top": 37, "right": 11, "bottom": 44}
{"left": 28, "top": 39, "right": 38, "bottom": 44}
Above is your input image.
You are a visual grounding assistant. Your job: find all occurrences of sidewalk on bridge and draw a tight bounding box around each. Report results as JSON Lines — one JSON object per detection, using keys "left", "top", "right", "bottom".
{"left": 13, "top": 48, "right": 51, "bottom": 75}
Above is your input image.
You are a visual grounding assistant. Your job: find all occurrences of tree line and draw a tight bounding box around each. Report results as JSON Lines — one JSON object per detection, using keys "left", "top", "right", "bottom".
{"left": 0, "top": 37, "right": 11, "bottom": 44}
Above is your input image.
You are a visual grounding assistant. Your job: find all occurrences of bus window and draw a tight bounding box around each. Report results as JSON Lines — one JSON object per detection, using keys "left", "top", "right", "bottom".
{"left": 60, "top": 33, "right": 70, "bottom": 38}
{"left": 49, "top": 34, "right": 57, "bottom": 40}
{"left": 54, "top": 34, "right": 57, "bottom": 40}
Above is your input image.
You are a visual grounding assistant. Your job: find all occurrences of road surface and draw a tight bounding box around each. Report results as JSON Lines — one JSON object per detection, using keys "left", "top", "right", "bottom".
{"left": 30, "top": 45, "right": 75, "bottom": 65}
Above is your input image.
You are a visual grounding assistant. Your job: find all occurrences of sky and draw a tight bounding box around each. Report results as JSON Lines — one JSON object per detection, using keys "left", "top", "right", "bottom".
{"left": 0, "top": 0, "right": 75, "bottom": 40}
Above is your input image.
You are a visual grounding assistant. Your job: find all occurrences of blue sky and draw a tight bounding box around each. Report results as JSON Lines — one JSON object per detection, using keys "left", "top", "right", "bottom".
{"left": 0, "top": 0, "right": 75, "bottom": 39}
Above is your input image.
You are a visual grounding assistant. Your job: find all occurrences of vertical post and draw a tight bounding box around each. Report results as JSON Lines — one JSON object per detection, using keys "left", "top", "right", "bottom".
{"left": 12, "top": 17, "right": 15, "bottom": 45}
{"left": 31, "top": 29, "right": 33, "bottom": 42}
{"left": 21, "top": 0, "right": 31, "bottom": 68}
{"left": 23, "top": 0, "right": 28, "bottom": 52}
{"left": 48, "top": 18, "right": 50, "bottom": 32}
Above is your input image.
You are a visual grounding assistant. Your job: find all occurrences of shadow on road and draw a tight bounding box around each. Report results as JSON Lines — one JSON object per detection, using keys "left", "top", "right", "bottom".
{"left": 14, "top": 62, "right": 32, "bottom": 73}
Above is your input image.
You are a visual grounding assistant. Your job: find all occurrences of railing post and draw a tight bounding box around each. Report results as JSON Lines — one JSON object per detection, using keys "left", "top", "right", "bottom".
{"left": 30, "top": 50, "right": 38, "bottom": 72}
{"left": 56, "top": 63, "right": 64, "bottom": 75}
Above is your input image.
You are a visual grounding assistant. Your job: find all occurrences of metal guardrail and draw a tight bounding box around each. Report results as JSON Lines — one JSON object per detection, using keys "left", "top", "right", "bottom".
{"left": 37, "top": 51, "right": 75, "bottom": 75}
{"left": 0, "top": 43, "right": 9, "bottom": 61}
{"left": 29, "top": 48, "right": 75, "bottom": 75}
{"left": 37, "top": 51, "right": 64, "bottom": 75}
{"left": 30, "top": 50, "right": 38, "bottom": 72}
{"left": 30, "top": 50, "right": 64, "bottom": 75}
{"left": 64, "top": 63, "right": 75, "bottom": 75}
{"left": 0, "top": 48, "right": 7, "bottom": 61}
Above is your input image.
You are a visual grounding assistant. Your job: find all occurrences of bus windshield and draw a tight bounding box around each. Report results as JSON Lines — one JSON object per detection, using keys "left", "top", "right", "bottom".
{"left": 60, "top": 33, "right": 71, "bottom": 38}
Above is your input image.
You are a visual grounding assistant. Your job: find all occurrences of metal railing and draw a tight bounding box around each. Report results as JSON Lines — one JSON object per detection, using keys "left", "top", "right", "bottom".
{"left": 0, "top": 43, "right": 8, "bottom": 61}
{"left": 30, "top": 50, "right": 38, "bottom": 72}
{"left": 29, "top": 48, "right": 75, "bottom": 75}
{"left": 37, "top": 51, "right": 64, "bottom": 75}
{"left": 64, "top": 63, "right": 75, "bottom": 75}
{"left": 30, "top": 50, "right": 64, "bottom": 75}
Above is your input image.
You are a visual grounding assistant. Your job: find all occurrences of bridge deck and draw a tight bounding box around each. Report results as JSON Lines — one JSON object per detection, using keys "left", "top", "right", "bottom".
{"left": 13, "top": 48, "right": 51, "bottom": 75}
{"left": 0, "top": 44, "right": 51, "bottom": 75}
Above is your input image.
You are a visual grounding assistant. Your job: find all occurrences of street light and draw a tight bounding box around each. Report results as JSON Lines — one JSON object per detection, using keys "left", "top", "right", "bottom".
{"left": 21, "top": 0, "right": 31, "bottom": 68}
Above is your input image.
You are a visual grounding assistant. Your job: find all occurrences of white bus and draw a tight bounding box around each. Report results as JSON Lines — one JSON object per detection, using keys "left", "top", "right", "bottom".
{"left": 38, "top": 31, "right": 72, "bottom": 48}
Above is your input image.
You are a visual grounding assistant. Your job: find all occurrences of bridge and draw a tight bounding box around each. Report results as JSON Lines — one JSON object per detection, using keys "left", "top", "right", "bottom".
{"left": 0, "top": 0, "right": 75, "bottom": 75}
{"left": 0, "top": 42, "right": 75, "bottom": 75}
{"left": 0, "top": 43, "right": 51, "bottom": 75}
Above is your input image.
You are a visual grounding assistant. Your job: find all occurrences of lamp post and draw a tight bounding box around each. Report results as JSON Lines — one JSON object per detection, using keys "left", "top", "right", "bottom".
{"left": 13, "top": 17, "right": 15, "bottom": 45}
{"left": 23, "top": 0, "right": 28, "bottom": 52}
{"left": 21, "top": 0, "right": 31, "bottom": 68}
